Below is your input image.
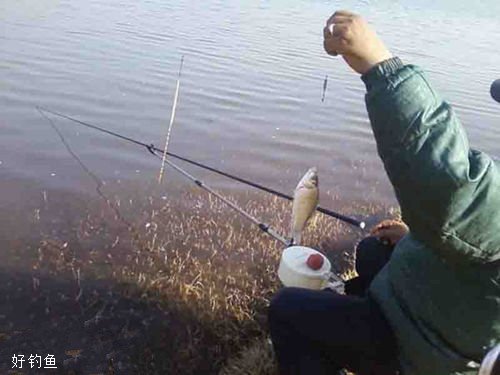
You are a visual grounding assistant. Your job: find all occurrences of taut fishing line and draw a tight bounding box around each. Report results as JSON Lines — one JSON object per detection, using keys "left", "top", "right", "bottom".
{"left": 37, "top": 107, "right": 134, "bottom": 230}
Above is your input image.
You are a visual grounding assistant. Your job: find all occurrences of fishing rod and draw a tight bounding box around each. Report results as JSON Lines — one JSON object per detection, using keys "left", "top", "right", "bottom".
{"left": 151, "top": 150, "right": 290, "bottom": 246}
{"left": 38, "top": 107, "right": 290, "bottom": 246}
{"left": 37, "top": 107, "right": 366, "bottom": 229}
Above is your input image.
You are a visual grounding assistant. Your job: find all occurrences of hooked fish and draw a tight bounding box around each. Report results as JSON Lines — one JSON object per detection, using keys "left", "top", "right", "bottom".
{"left": 290, "top": 167, "right": 319, "bottom": 245}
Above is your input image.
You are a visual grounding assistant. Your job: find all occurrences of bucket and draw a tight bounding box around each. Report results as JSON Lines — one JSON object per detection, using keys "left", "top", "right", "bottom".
{"left": 278, "top": 246, "right": 344, "bottom": 291}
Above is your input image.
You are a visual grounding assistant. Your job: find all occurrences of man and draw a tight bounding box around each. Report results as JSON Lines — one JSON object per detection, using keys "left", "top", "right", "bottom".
{"left": 269, "top": 10, "right": 500, "bottom": 375}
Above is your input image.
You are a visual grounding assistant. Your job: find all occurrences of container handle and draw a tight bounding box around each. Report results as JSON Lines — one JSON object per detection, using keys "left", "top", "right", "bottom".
{"left": 325, "top": 272, "right": 345, "bottom": 294}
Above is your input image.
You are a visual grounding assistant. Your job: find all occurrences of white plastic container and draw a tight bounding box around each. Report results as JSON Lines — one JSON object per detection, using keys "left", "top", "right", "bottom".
{"left": 278, "top": 246, "right": 344, "bottom": 291}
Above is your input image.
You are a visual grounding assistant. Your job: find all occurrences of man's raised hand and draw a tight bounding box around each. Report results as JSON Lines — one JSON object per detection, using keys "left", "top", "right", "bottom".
{"left": 323, "top": 11, "right": 393, "bottom": 74}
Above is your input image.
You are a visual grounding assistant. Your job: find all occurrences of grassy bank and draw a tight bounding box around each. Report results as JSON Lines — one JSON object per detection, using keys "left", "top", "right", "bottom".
{"left": 0, "top": 185, "right": 395, "bottom": 374}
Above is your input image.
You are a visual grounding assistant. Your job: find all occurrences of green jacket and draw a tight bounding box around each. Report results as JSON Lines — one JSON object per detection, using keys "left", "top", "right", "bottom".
{"left": 364, "top": 58, "right": 500, "bottom": 375}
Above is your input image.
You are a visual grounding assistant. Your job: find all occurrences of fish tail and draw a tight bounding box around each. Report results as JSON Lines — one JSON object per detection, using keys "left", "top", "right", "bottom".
{"left": 290, "top": 231, "right": 302, "bottom": 246}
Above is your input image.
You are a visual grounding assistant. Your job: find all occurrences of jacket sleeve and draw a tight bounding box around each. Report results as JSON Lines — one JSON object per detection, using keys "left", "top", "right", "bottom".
{"left": 362, "top": 57, "right": 500, "bottom": 263}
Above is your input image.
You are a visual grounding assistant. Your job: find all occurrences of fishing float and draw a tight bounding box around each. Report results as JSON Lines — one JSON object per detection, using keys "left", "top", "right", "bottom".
{"left": 158, "top": 56, "right": 184, "bottom": 184}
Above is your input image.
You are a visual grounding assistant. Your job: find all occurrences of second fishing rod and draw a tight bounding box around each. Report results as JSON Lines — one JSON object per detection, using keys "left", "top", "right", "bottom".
{"left": 37, "top": 107, "right": 366, "bottom": 230}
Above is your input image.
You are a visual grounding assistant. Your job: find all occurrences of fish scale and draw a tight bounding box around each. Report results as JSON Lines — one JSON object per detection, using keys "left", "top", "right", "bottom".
{"left": 290, "top": 167, "right": 319, "bottom": 245}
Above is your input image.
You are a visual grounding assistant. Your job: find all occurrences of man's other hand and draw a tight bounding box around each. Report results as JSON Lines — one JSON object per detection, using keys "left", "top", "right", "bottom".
{"left": 371, "top": 219, "right": 409, "bottom": 246}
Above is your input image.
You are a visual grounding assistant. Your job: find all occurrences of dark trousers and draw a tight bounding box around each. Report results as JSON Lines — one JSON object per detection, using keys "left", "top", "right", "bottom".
{"left": 268, "top": 237, "right": 399, "bottom": 375}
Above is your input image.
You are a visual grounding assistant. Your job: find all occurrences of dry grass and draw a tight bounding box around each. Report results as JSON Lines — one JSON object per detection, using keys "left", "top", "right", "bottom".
{"left": 17, "top": 184, "right": 395, "bottom": 374}
{"left": 219, "top": 338, "right": 276, "bottom": 375}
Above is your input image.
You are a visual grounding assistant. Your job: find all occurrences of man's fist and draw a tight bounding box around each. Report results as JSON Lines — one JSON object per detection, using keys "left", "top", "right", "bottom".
{"left": 371, "top": 219, "right": 409, "bottom": 246}
{"left": 323, "top": 10, "right": 393, "bottom": 74}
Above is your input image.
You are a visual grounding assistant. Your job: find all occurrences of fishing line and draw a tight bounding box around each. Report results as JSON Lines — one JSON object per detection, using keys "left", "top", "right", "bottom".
{"left": 36, "top": 107, "right": 366, "bottom": 229}
{"left": 37, "top": 108, "right": 133, "bottom": 230}
{"left": 39, "top": 107, "right": 289, "bottom": 246}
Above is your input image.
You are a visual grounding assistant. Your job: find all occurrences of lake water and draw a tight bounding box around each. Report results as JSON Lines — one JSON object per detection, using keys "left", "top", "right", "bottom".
{"left": 1, "top": 0, "right": 500, "bottom": 215}
{"left": 0, "top": 2, "right": 499, "bottom": 371}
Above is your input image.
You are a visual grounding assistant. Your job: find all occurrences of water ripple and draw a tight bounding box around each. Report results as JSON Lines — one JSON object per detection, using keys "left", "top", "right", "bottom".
{"left": 1, "top": 0, "right": 499, "bottom": 205}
